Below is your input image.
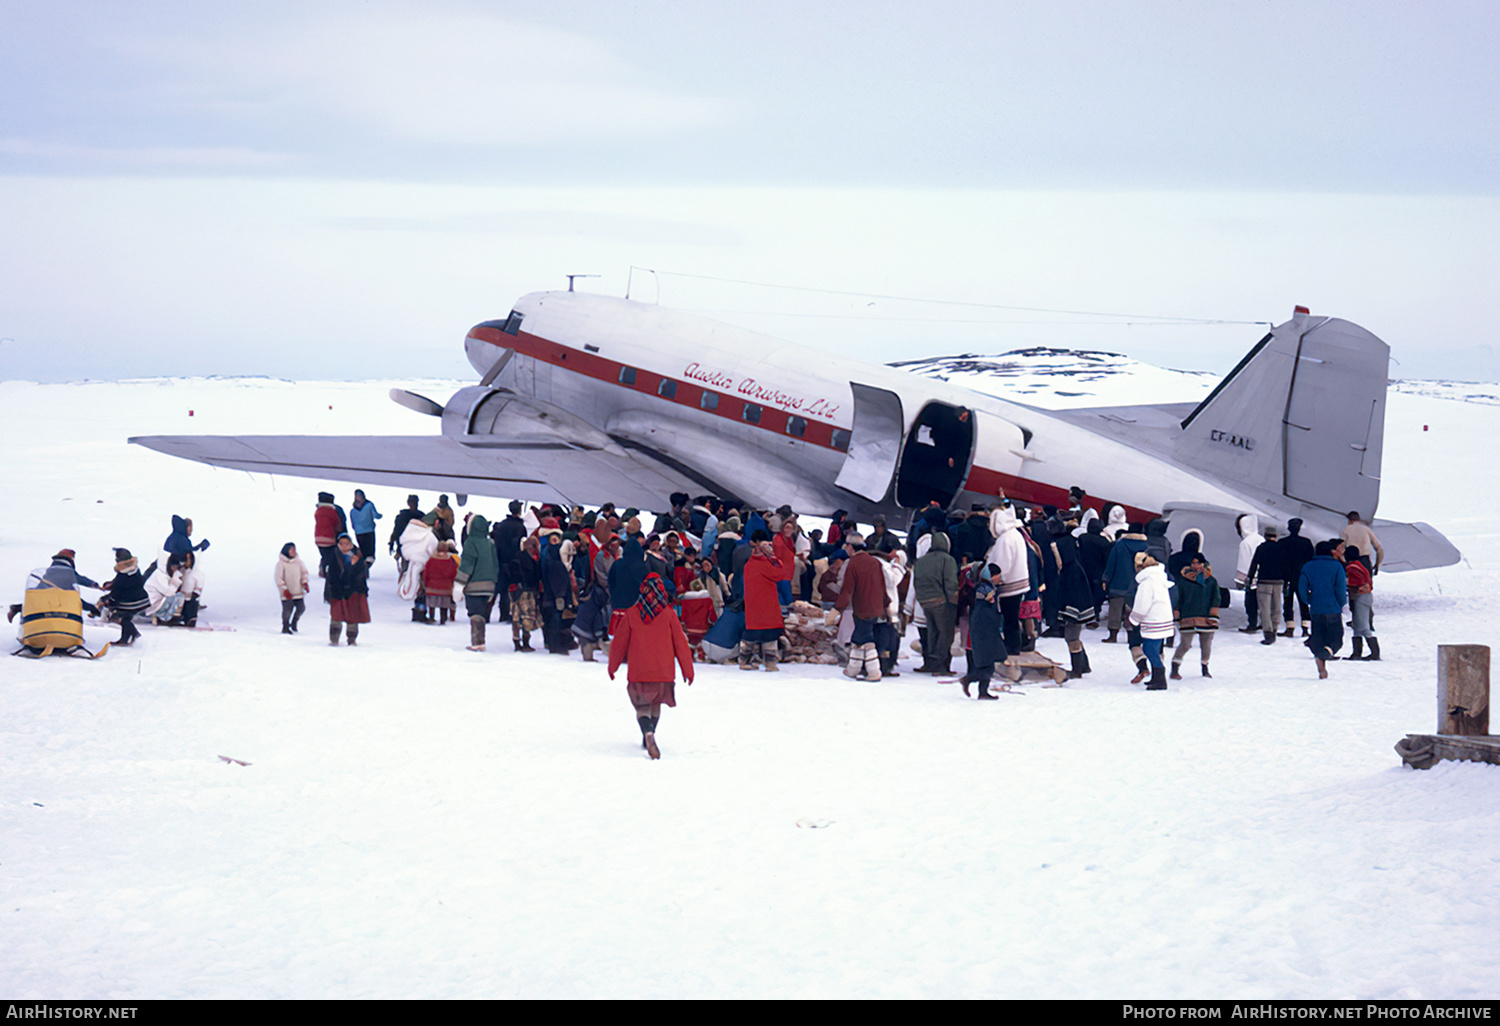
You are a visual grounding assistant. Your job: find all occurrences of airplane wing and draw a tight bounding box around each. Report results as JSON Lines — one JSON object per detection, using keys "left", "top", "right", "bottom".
{"left": 128, "top": 434, "right": 713, "bottom": 510}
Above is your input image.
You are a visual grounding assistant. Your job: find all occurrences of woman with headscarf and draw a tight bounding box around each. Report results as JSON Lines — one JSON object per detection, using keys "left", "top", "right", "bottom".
{"left": 326, "top": 534, "right": 370, "bottom": 646}
{"left": 507, "top": 535, "right": 542, "bottom": 651}
{"left": 539, "top": 528, "right": 576, "bottom": 653}
{"left": 607, "top": 573, "right": 695, "bottom": 759}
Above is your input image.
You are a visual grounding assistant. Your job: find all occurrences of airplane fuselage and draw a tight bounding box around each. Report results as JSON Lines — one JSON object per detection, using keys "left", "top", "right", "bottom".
{"left": 462, "top": 291, "right": 1252, "bottom": 527}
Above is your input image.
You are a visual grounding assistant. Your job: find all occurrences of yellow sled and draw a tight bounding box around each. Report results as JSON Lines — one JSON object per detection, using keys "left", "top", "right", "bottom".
{"left": 11, "top": 572, "right": 109, "bottom": 659}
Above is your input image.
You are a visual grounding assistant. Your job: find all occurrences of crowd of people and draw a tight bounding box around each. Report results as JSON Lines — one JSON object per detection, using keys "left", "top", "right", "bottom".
{"left": 11, "top": 485, "right": 1390, "bottom": 750}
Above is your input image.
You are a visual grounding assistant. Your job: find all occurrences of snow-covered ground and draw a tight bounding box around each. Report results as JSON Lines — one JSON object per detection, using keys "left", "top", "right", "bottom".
{"left": 1, "top": 357, "right": 1496, "bottom": 1000}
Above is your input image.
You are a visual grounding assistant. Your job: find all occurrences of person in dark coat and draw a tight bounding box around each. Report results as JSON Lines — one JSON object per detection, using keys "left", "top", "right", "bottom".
{"left": 326, "top": 535, "right": 370, "bottom": 646}
{"left": 1054, "top": 532, "right": 1096, "bottom": 679}
{"left": 1298, "top": 540, "right": 1348, "bottom": 679}
{"left": 388, "top": 494, "right": 424, "bottom": 560}
{"left": 1102, "top": 525, "right": 1149, "bottom": 643}
{"left": 508, "top": 536, "right": 542, "bottom": 652}
{"left": 608, "top": 523, "right": 650, "bottom": 633}
{"left": 490, "top": 500, "right": 527, "bottom": 623}
{"left": 607, "top": 573, "right": 694, "bottom": 759}
{"left": 1144, "top": 517, "right": 1173, "bottom": 567}
{"left": 1276, "top": 518, "right": 1316, "bottom": 638}
{"left": 99, "top": 547, "right": 150, "bottom": 646}
{"left": 1170, "top": 554, "right": 1219, "bottom": 679}
{"left": 1076, "top": 516, "right": 1111, "bottom": 626}
{"left": 964, "top": 564, "right": 1010, "bottom": 700}
{"left": 1246, "top": 525, "right": 1292, "bottom": 644}
{"left": 911, "top": 531, "right": 959, "bottom": 674}
{"left": 539, "top": 529, "right": 576, "bottom": 653}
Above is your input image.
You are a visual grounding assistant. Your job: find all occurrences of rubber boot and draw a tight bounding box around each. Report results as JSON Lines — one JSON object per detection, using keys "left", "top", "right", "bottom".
{"left": 346, "top": 624, "right": 358, "bottom": 647}
{"left": 976, "top": 674, "right": 998, "bottom": 700}
{"left": 329, "top": 622, "right": 342, "bottom": 646}
{"left": 1146, "top": 665, "right": 1167, "bottom": 690}
{"left": 1201, "top": 663, "right": 1212, "bottom": 678}
{"left": 412, "top": 606, "right": 427, "bottom": 623}
{"left": 1365, "top": 637, "right": 1381, "bottom": 661}
{"left": 1169, "top": 662, "right": 1183, "bottom": 681}
{"left": 739, "top": 640, "right": 758, "bottom": 670}
{"left": 1261, "top": 631, "right": 1277, "bottom": 645}
{"left": 1068, "top": 650, "right": 1086, "bottom": 680}
{"left": 1078, "top": 649, "right": 1091, "bottom": 675}
{"left": 468, "top": 616, "right": 486, "bottom": 651}
{"left": 1105, "top": 630, "right": 1118, "bottom": 644}
{"left": 762, "top": 641, "right": 780, "bottom": 672}
{"left": 1131, "top": 657, "right": 1150, "bottom": 685}
{"left": 1350, "top": 637, "right": 1364, "bottom": 660}
{"left": 180, "top": 596, "right": 200, "bottom": 628}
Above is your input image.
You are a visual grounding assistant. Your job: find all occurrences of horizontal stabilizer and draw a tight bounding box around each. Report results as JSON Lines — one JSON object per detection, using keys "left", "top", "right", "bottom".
{"left": 129, "top": 434, "right": 704, "bottom": 510}
{"left": 1371, "top": 519, "right": 1462, "bottom": 573}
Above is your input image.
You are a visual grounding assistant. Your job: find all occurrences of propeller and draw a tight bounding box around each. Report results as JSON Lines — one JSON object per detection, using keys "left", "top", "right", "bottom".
{"left": 388, "top": 388, "right": 444, "bottom": 417}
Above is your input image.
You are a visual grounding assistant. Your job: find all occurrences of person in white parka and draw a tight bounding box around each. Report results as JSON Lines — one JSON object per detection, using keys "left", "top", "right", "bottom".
{"left": 1127, "top": 552, "right": 1176, "bottom": 691}
{"left": 399, "top": 513, "right": 440, "bottom": 622}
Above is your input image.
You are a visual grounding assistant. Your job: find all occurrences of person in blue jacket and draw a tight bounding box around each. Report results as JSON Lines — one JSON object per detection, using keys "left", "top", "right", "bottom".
{"left": 349, "top": 490, "right": 383, "bottom": 567}
{"left": 1297, "top": 539, "right": 1349, "bottom": 679}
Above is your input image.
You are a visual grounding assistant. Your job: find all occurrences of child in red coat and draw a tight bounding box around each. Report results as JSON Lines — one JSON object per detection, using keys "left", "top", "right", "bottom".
{"left": 678, "top": 579, "right": 718, "bottom": 660}
{"left": 607, "top": 573, "right": 694, "bottom": 759}
{"left": 422, "top": 540, "right": 459, "bottom": 624}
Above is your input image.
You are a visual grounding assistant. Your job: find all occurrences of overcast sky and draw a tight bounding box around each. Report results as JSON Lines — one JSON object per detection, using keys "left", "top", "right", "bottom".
{"left": 3, "top": 0, "right": 1499, "bottom": 383}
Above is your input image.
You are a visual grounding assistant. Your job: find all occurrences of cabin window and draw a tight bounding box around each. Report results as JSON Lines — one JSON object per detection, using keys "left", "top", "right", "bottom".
{"left": 619, "top": 367, "right": 637, "bottom": 386}
{"left": 785, "top": 416, "right": 807, "bottom": 438}
{"left": 700, "top": 392, "right": 719, "bottom": 411}
{"left": 502, "top": 311, "right": 524, "bottom": 336}
{"left": 657, "top": 379, "right": 677, "bottom": 399}
{"left": 742, "top": 403, "right": 762, "bottom": 424}
{"left": 830, "top": 428, "right": 850, "bottom": 452}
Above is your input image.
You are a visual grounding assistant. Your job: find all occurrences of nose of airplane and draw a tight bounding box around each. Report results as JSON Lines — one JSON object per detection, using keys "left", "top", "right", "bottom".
{"left": 465, "top": 319, "right": 515, "bottom": 376}
{"left": 465, "top": 328, "right": 498, "bottom": 375}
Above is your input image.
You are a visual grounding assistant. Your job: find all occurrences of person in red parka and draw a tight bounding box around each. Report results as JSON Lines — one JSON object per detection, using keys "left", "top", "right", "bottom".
{"left": 607, "top": 573, "right": 695, "bottom": 759}
{"left": 739, "top": 531, "right": 786, "bottom": 671}
{"left": 313, "top": 491, "right": 343, "bottom": 581}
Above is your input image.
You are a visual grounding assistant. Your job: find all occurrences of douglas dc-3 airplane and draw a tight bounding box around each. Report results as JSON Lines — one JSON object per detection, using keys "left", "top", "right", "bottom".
{"left": 132, "top": 291, "right": 1460, "bottom": 574}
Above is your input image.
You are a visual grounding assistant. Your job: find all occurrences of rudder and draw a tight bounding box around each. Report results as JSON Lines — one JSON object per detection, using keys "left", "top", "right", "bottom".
{"left": 1175, "top": 309, "right": 1388, "bottom": 518}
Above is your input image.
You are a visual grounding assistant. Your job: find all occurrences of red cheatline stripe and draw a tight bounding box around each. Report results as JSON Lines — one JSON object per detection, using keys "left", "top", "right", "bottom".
{"left": 469, "top": 326, "right": 1161, "bottom": 521}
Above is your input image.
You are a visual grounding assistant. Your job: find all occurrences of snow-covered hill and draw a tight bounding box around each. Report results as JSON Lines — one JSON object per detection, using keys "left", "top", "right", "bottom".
{"left": 1, "top": 364, "right": 1497, "bottom": 999}
{"left": 896, "top": 345, "right": 1500, "bottom": 410}
{"left": 892, "top": 346, "right": 1219, "bottom": 407}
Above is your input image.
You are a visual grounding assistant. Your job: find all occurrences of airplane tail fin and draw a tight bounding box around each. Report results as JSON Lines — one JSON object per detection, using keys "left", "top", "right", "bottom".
{"left": 1175, "top": 309, "right": 1388, "bottom": 519}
